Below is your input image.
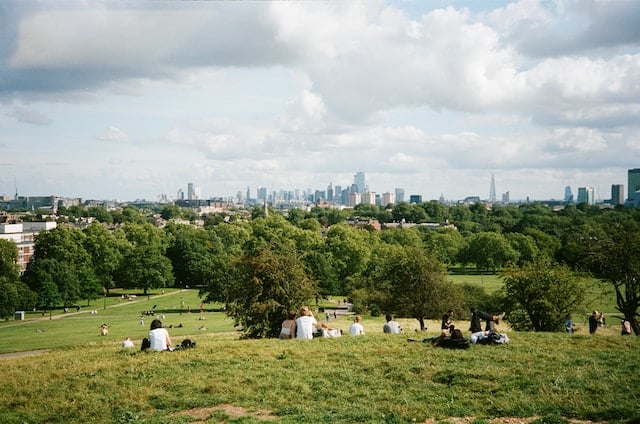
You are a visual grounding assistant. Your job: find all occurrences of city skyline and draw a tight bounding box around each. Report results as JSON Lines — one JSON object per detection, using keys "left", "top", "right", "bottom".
{"left": 1, "top": 1, "right": 639, "bottom": 202}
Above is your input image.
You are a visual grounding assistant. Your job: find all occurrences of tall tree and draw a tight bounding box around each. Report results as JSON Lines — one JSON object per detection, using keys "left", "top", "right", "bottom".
{"left": 82, "top": 222, "right": 122, "bottom": 294}
{"left": 114, "top": 223, "right": 173, "bottom": 294}
{"left": 225, "top": 241, "right": 316, "bottom": 338}
{"left": 502, "top": 259, "right": 587, "bottom": 332}
{"left": 0, "top": 239, "right": 36, "bottom": 318}
{"left": 22, "top": 226, "right": 101, "bottom": 306}
{"left": 362, "top": 244, "right": 450, "bottom": 331}
{"left": 581, "top": 225, "right": 640, "bottom": 335}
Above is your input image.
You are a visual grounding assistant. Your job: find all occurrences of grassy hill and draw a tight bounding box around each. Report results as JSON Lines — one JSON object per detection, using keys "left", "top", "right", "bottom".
{"left": 0, "top": 330, "right": 638, "bottom": 423}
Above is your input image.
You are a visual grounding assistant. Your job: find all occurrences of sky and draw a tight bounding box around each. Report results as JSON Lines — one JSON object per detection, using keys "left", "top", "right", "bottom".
{"left": 1, "top": 0, "right": 639, "bottom": 203}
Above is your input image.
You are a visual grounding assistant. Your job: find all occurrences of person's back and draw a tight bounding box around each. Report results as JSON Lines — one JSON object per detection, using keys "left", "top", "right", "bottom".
{"left": 383, "top": 314, "right": 401, "bottom": 334}
{"left": 349, "top": 315, "right": 365, "bottom": 336}
{"left": 280, "top": 311, "right": 297, "bottom": 339}
{"left": 149, "top": 319, "right": 172, "bottom": 351}
{"left": 295, "top": 306, "right": 317, "bottom": 339}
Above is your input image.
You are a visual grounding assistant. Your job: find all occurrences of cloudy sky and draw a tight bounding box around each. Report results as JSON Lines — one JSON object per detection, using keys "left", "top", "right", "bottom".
{"left": 1, "top": 0, "right": 639, "bottom": 202}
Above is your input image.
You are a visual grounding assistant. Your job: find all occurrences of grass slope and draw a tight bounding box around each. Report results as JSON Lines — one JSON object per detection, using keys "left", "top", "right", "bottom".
{"left": 0, "top": 332, "right": 638, "bottom": 424}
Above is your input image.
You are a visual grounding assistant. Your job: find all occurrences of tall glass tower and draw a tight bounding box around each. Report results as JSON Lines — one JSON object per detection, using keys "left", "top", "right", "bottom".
{"left": 628, "top": 168, "right": 640, "bottom": 200}
{"left": 354, "top": 172, "right": 365, "bottom": 194}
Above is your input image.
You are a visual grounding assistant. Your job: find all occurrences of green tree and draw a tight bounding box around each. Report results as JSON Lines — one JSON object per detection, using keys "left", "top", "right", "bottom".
{"left": 362, "top": 245, "right": 450, "bottom": 330}
{"left": 225, "top": 242, "right": 316, "bottom": 338}
{"left": 87, "top": 206, "right": 113, "bottom": 224}
{"left": 22, "top": 226, "right": 101, "bottom": 306}
{"left": 82, "top": 222, "right": 123, "bottom": 294}
{"left": 114, "top": 223, "right": 174, "bottom": 294}
{"left": 0, "top": 239, "right": 37, "bottom": 318}
{"left": 502, "top": 259, "right": 587, "bottom": 332}
{"left": 458, "top": 232, "right": 518, "bottom": 271}
{"left": 421, "top": 229, "right": 463, "bottom": 267}
{"left": 325, "top": 223, "right": 375, "bottom": 292}
{"left": 581, "top": 225, "right": 640, "bottom": 335}
{"left": 160, "top": 204, "right": 182, "bottom": 220}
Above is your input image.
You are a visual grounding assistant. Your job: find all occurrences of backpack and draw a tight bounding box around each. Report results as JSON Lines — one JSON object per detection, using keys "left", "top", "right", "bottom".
{"left": 141, "top": 338, "right": 151, "bottom": 351}
{"left": 180, "top": 339, "right": 196, "bottom": 349}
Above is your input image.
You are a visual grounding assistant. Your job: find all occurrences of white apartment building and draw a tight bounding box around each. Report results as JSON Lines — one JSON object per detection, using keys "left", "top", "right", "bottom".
{"left": 0, "top": 222, "right": 57, "bottom": 273}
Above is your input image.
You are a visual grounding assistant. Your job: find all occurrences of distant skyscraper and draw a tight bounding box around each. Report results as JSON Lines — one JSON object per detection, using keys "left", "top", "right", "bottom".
{"left": 187, "top": 183, "right": 194, "bottom": 200}
{"left": 257, "top": 186, "right": 267, "bottom": 201}
{"left": 502, "top": 191, "right": 509, "bottom": 204}
{"left": 628, "top": 168, "right": 640, "bottom": 200}
{"left": 409, "top": 194, "right": 422, "bottom": 204}
{"left": 177, "top": 188, "right": 184, "bottom": 200}
{"left": 381, "top": 192, "right": 395, "bottom": 206}
{"left": 611, "top": 184, "right": 625, "bottom": 206}
{"left": 577, "top": 186, "right": 594, "bottom": 205}
{"left": 327, "top": 182, "right": 334, "bottom": 201}
{"left": 354, "top": 172, "right": 365, "bottom": 194}
{"left": 489, "top": 174, "right": 496, "bottom": 203}
{"left": 246, "top": 186, "right": 251, "bottom": 202}
{"left": 395, "top": 188, "right": 405, "bottom": 203}
{"left": 564, "top": 186, "right": 573, "bottom": 203}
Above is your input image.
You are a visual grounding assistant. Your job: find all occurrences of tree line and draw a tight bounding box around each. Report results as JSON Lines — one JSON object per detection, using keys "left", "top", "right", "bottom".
{"left": 0, "top": 202, "right": 638, "bottom": 336}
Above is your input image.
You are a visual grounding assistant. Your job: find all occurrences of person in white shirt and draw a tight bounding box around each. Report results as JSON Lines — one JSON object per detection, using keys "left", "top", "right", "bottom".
{"left": 295, "top": 306, "right": 318, "bottom": 339}
{"left": 121, "top": 337, "right": 134, "bottom": 348}
{"left": 149, "top": 319, "right": 172, "bottom": 351}
{"left": 383, "top": 314, "right": 401, "bottom": 334}
{"left": 349, "top": 315, "right": 365, "bottom": 336}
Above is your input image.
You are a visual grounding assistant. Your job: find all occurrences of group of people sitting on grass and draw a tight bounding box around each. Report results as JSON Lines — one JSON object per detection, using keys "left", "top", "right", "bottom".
{"left": 407, "top": 308, "right": 509, "bottom": 348}
{"left": 280, "top": 306, "right": 350, "bottom": 339}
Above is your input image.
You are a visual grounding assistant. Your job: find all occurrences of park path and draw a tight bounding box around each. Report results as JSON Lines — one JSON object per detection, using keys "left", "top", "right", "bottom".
{"left": 1, "top": 289, "right": 183, "bottom": 329}
{"left": 0, "top": 290, "right": 188, "bottom": 360}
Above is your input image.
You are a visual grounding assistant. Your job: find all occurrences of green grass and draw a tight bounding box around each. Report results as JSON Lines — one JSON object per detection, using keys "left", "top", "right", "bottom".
{"left": 0, "top": 331, "right": 638, "bottom": 423}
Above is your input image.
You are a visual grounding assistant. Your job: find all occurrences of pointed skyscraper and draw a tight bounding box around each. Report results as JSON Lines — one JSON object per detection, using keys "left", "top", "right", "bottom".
{"left": 489, "top": 174, "right": 496, "bottom": 203}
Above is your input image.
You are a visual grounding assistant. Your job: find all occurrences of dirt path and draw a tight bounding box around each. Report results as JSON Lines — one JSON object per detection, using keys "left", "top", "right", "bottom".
{"left": 0, "top": 349, "right": 51, "bottom": 360}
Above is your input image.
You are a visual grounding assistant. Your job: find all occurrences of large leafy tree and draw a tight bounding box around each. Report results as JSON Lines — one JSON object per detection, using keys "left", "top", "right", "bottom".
{"left": 458, "top": 231, "right": 519, "bottom": 271}
{"left": 114, "top": 223, "right": 173, "bottom": 294}
{"left": 82, "top": 222, "right": 123, "bottom": 294}
{"left": 502, "top": 259, "right": 587, "bottom": 332}
{"left": 325, "top": 223, "right": 376, "bottom": 292}
{"left": 22, "top": 225, "right": 101, "bottom": 307}
{"left": 581, "top": 225, "right": 640, "bottom": 335}
{"left": 0, "top": 239, "right": 36, "bottom": 318}
{"left": 165, "top": 223, "right": 220, "bottom": 288}
{"left": 225, "top": 241, "right": 316, "bottom": 338}
{"left": 361, "top": 244, "right": 450, "bottom": 330}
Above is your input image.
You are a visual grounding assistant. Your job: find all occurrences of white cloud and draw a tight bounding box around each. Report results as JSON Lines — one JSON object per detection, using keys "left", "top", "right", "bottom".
{"left": 97, "top": 126, "right": 129, "bottom": 143}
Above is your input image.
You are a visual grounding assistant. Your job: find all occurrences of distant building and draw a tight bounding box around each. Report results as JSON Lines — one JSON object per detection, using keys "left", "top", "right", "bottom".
{"left": 348, "top": 192, "right": 361, "bottom": 207}
{"left": 564, "top": 186, "right": 573, "bottom": 203}
{"left": 187, "top": 183, "right": 195, "bottom": 200}
{"left": 502, "top": 191, "right": 510, "bottom": 204}
{"left": 381, "top": 192, "right": 395, "bottom": 206}
{"left": 409, "top": 194, "right": 422, "bottom": 204}
{"left": 577, "top": 186, "right": 594, "bottom": 205}
{"left": 395, "top": 188, "right": 405, "bottom": 203}
{"left": 0, "top": 222, "right": 57, "bottom": 273}
{"left": 361, "top": 192, "right": 376, "bottom": 205}
{"left": 611, "top": 184, "right": 625, "bottom": 206}
{"left": 628, "top": 169, "right": 640, "bottom": 201}
{"left": 354, "top": 172, "right": 366, "bottom": 194}
{"left": 489, "top": 173, "right": 496, "bottom": 203}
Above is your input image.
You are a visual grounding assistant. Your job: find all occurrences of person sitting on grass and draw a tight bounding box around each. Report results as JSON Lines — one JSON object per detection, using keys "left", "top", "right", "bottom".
{"left": 349, "top": 315, "right": 365, "bottom": 336}
{"left": 148, "top": 319, "right": 173, "bottom": 351}
{"left": 295, "top": 306, "right": 318, "bottom": 339}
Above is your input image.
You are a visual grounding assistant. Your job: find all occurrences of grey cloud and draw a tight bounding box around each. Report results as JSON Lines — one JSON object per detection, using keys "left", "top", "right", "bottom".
{"left": 0, "top": 3, "right": 294, "bottom": 99}
{"left": 515, "top": 1, "right": 640, "bottom": 57}
{"left": 7, "top": 105, "right": 51, "bottom": 126}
